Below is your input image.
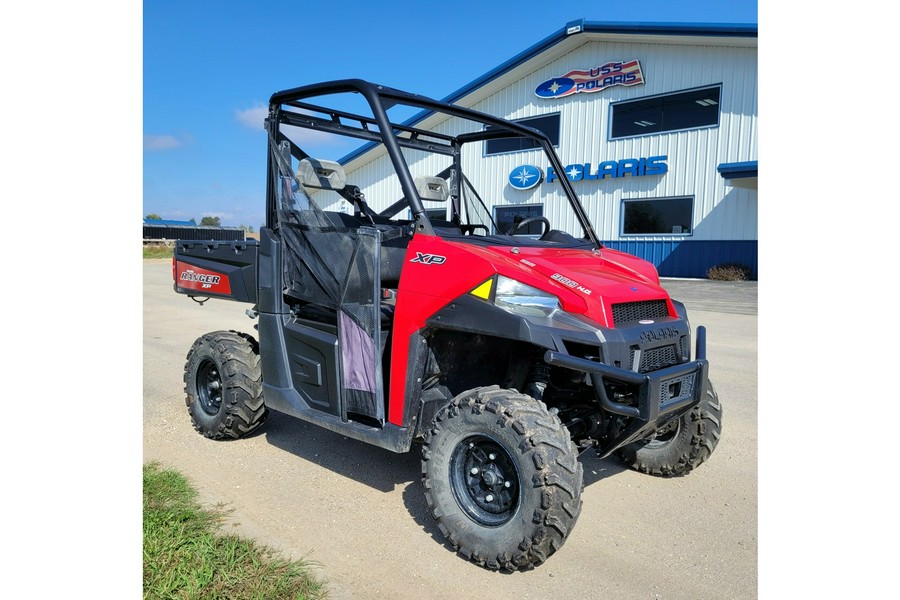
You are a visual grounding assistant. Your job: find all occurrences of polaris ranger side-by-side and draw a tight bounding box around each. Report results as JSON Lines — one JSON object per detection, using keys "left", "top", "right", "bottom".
{"left": 173, "top": 79, "right": 722, "bottom": 571}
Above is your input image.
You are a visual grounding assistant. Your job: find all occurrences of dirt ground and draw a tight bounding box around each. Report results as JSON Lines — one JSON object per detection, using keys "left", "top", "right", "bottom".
{"left": 143, "top": 259, "right": 757, "bottom": 599}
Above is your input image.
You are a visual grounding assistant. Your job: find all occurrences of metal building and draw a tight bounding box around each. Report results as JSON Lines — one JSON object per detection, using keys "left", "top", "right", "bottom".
{"left": 143, "top": 218, "right": 246, "bottom": 242}
{"left": 331, "top": 20, "right": 758, "bottom": 279}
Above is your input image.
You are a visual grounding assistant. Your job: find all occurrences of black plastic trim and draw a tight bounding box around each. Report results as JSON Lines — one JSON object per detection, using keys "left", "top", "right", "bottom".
{"left": 544, "top": 326, "right": 709, "bottom": 458}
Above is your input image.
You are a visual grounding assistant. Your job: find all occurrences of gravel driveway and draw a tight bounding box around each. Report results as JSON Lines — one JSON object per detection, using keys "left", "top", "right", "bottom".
{"left": 143, "top": 260, "right": 757, "bottom": 599}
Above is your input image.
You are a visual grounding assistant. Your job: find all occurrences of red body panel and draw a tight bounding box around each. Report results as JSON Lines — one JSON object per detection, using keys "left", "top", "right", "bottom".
{"left": 386, "top": 235, "right": 673, "bottom": 425}
{"left": 174, "top": 261, "right": 232, "bottom": 296}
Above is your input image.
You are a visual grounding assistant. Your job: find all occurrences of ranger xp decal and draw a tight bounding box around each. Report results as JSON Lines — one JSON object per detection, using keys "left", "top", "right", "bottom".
{"left": 535, "top": 60, "right": 644, "bottom": 99}
{"left": 176, "top": 263, "right": 232, "bottom": 294}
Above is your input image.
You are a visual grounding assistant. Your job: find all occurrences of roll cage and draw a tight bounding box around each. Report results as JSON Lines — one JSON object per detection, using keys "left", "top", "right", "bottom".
{"left": 265, "top": 78, "right": 600, "bottom": 247}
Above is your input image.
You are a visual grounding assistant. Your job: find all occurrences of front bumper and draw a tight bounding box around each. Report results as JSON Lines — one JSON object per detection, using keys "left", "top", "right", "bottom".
{"left": 544, "top": 326, "right": 710, "bottom": 458}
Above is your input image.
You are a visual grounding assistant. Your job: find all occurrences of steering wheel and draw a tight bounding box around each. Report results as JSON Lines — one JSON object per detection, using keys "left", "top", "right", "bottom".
{"left": 506, "top": 216, "right": 551, "bottom": 236}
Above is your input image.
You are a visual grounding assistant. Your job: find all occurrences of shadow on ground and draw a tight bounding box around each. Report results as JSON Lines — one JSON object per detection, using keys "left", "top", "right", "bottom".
{"left": 263, "top": 406, "right": 633, "bottom": 564}
{"left": 262, "top": 409, "right": 420, "bottom": 493}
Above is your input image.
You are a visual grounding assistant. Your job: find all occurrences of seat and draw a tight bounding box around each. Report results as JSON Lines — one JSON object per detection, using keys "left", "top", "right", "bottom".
{"left": 415, "top": 176, "right": 450, "bottom": 202}
{"left": 297, "top": 158, "right": 347, "bottom": 191}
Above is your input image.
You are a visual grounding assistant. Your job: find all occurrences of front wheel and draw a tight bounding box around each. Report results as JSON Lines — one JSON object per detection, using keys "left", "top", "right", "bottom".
{"left": 421, "top": 386, "right": 583, "bottom": 571}
{"left": 615, "top": 380, "right": 722, "bottom": 476}
{"left": 184, "top": 330, "right": 268, "bottom": 440}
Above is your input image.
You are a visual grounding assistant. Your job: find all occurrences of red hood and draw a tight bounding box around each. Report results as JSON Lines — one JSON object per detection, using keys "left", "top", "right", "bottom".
{"left": 483, "top": 245, "right": 671, "bottom": 326}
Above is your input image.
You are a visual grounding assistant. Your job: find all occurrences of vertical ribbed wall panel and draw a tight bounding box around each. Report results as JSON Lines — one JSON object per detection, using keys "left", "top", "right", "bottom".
{"left": 465, "top": 39, "right": 757, "bottom": 244}
{"left": 603, "top": 240, "right": 758, "bottom": 279}
{"left": 335, "top": 35, "right": 757, "bottom": 273}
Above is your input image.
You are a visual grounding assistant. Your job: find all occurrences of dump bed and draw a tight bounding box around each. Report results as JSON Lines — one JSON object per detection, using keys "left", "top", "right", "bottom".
{"left": 173, "top": 239, "right": 258, "bottom": 304}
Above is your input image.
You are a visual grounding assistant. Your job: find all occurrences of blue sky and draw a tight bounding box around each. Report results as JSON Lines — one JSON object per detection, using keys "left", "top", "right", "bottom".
{"left": 143, "top": 0, "right": 758, "bottom": 229}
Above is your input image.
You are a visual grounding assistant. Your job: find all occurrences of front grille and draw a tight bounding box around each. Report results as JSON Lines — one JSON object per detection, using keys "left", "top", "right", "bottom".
{"left": 612, "top": 300, "right": 669, "bottom": 327}
{"left": 630, "top": 344, "right": 679, "bottom": 373}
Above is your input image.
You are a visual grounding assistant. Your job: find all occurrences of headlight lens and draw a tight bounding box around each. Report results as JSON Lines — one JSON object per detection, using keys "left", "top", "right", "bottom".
{"left": 494, "top": 276, "right": 561, "bottom": 317}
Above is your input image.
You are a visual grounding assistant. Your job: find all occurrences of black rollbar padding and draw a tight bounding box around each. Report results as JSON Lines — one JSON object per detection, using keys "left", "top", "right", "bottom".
{"left": 695, "top": 325, "right": 706, "bottom": 361}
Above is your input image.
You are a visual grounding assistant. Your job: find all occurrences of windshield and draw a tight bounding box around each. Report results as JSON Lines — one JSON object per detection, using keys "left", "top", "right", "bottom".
{"left": 267, "top": 80, "right": 599, "bottom": 249}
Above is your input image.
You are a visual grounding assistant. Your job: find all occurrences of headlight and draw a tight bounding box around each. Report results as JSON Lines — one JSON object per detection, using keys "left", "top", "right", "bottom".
{"left": 494, "top": 276, "right": 561, "bottom": 317}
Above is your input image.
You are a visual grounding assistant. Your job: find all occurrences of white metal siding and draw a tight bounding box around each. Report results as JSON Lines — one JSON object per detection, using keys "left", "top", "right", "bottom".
{"left": 336, "top": 36, "right": 757, "bottom": 243}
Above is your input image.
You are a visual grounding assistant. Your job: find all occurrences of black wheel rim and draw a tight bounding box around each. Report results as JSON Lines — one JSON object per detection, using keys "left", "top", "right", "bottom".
{"left": 644, "top": 417, "right": 680, "bottom": 449}
{"left": 449, "top": 435, "right": 520, "bottom": 527}
{"left": 196, "top": 358, "right": 223, "bottom": 416}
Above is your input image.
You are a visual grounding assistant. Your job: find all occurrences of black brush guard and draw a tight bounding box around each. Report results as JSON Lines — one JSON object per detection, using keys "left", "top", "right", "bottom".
{"left": 544, "top": 327, "right": 709, "bottom": 458}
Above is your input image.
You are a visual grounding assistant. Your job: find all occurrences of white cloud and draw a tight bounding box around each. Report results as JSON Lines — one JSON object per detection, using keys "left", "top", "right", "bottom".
{"left": 235, "top": 103, "right": 268, "bottom": 130}
{"left": 144, "top": 134, "right": 183, "bottom": 150}
{"left": 235, "top": 103, "right": 349, "bottom": 149}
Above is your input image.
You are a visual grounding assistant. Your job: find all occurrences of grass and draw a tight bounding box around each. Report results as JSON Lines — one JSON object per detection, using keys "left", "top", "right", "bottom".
{"left": 143, "top": 245, "right": 174, "bottom": 259}
{"left": 143, "top": 462, "right": 327, "bottom": 599}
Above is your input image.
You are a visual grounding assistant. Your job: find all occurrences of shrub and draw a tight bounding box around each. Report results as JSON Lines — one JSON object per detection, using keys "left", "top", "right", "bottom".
{"left": 143, "top": 244, "right": 174, "bottom": 259}
{"left": 707, "top": 263, "right": 752, "bottom": 281}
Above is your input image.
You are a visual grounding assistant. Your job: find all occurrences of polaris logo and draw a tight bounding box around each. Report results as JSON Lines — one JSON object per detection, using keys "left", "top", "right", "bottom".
{"left": 639, "top": 326, "right": 680, "bottom": 343}
{"left": 546, "top": 156, "right": 667, "bottom": 182}
{"left": 508, "top": 165, "right": 543, "bottom": 190}
{"left": 534, "top": 60, "right": 644, "bottom": 99}
{"left": 410, "top": 253, "right": 447, "bottom": 265}
{"left": 509, "top": 155, "right": 667, "bottom": 190}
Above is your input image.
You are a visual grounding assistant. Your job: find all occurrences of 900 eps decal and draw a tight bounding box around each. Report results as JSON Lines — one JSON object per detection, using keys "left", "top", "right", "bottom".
{"left": 410, "top": 252, "right": 447, "bottom": 265}
{"left": 176, "top": 263, "right": 232, "bottom": 294}
{"left": 551, "top": 272, "right": 592, "bottom": 296}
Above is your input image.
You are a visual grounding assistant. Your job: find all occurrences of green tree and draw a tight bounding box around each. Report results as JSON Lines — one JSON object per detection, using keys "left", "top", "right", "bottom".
{"left": 239, "top": 224, "right": 255, "bottom": 233}
{"left": 145, "top": 213, "right": 162, "bottom": 220}
{"left": 200, "top": 216, "right": 221, "bottom": 227}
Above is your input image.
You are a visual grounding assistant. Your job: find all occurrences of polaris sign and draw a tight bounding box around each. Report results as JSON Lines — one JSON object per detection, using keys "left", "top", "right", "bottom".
{"left": 548, "top": 156, "right": 667, "bottom": 182}
{"left": 535, "top": 60, "right": 644, "bottom": 99}
{"left": 508, "top": 165, "right": 543, "bottom": 190}
{"left": 508, "top": 155, "right": 668, "bottom": 188}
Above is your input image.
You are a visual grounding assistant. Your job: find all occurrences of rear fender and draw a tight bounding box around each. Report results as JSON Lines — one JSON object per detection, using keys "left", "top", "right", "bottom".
{"left": 174, "top": 239, "right": 259, "bottom": 304}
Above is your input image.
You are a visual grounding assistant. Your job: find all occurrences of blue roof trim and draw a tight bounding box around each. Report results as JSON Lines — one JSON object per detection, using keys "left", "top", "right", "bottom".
{"left": 143, "top": 218, "right": 242, "bottom": 229}
{"left": 717, "top": 160, "right": 758, "bottom": 179}
{"left": 144, "top": 218, "right": 197, "bottom": 227}
{"left": 339, "top": 20, "right": 758, "bottom": 165}
{"left": 581, "top": 21, "right": 757, "bottom": 37}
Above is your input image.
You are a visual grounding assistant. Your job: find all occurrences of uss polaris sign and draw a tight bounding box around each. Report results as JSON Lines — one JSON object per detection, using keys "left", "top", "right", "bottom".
{"left": 535, "top": 60, "right": 644, "bottom": 99}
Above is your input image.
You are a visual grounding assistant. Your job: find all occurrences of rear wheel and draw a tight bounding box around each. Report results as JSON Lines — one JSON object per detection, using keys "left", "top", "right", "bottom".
{"left": 422, "top": 386, "right": 583, "bottom": 571}
{"left": 616, "top": 380, "right": 722, "bottom": 476}
{"left": 184, "top": 330, "right": 267, "bottom": 439}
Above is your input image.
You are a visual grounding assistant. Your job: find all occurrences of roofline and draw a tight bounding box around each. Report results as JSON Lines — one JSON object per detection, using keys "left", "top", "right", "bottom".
{"left": 443, "top": 20, "right": 757, "bottom": 107}
{"left": 717, "top": 160, "right": 758, "bottom": 179}
{"left": 142, "top": 220, "right": 243, "bottom": 230}
{"left": 339, "top": 19, "right": 757, "bottom": 165}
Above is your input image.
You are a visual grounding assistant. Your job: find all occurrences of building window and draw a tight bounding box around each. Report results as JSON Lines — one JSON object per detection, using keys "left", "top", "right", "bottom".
{"left": 622, "top": 197, "right": 693, "bottom": 236}
{"left": 484, "top": 113, "right": 560, "bottom": 156}
{"left": 494, "top": 204, "right": 544, "bottom": 235}
{"left": 610, "top": 85, "right": 721, "bottom": 139}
